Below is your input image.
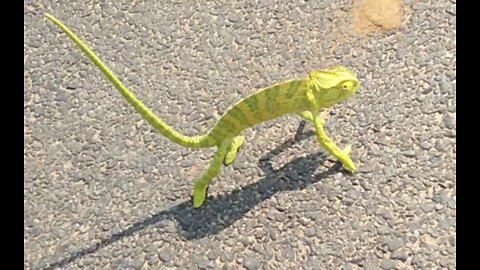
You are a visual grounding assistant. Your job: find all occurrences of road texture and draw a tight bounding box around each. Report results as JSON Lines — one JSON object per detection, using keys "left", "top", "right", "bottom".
{"left": 24, "top": 1, "right": 456, "bottom": 269}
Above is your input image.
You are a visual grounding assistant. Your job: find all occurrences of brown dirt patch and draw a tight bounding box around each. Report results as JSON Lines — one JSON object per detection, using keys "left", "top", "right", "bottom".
{"left": 351, "top": 0, "right": 405, "bottom": 34}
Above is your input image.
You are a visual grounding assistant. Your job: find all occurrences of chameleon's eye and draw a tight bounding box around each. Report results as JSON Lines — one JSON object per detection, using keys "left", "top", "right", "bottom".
{"left": 341, "top": 81, "right": 354, "bottom": 90}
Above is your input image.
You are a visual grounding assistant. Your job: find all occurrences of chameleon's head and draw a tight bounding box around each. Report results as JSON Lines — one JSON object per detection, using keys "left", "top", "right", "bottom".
{"left": 309, "top": 66, "right": 360, "bottom": 105}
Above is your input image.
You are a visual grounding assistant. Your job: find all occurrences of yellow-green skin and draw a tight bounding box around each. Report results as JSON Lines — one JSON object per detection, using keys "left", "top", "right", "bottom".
{"left": 45, "top": 13, "right": 360, "bottom": 208}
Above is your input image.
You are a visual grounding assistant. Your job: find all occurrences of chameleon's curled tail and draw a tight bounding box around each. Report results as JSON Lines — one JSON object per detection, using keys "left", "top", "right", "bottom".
{"left": 44, "top": 13, "right": 216, "bottom": 148}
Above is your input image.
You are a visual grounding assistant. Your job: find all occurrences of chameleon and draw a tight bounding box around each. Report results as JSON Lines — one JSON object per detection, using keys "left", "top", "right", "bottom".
{"left": 44, "top": 13, "right": 360, "bottom": 208}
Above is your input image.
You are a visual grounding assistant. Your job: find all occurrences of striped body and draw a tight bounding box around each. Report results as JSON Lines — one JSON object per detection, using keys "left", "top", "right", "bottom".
{"left": 207, "top": 79, "right": 309, "bottom": 144}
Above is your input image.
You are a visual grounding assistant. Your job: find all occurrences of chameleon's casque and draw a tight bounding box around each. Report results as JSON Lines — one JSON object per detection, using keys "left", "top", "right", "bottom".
{"left": 44, "top": 13, "right": 360, "bottom": 208}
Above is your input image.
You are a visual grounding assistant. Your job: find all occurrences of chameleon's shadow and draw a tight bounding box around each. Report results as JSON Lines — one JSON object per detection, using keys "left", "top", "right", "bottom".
{"left": 42, "top": 122, "right": 344, "bottom": 270}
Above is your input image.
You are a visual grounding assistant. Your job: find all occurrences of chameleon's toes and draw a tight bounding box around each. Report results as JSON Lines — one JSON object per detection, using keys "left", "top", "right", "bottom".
{"left": 192, "top": 190, "right": 206, "bottom": 208}
{"left": 224, "top": 136, "right": 245, "bottom": 165}
{"left": 192, "top": 183, "right": 208, "bottom": 208}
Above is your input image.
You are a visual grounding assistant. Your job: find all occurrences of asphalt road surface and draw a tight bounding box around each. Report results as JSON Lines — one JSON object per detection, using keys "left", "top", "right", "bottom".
{"left": 24, "top": 1, "right": 456, "bottom": 269}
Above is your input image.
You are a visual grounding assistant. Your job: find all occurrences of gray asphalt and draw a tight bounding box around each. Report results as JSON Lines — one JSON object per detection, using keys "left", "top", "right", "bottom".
{"left": 24, "top": 1, "right": 456, "bottom": 269}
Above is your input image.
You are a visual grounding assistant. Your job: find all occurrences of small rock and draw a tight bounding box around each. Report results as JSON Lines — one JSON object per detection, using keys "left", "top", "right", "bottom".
{"left": 421, "top": 203, "right": 435, "bottom": 213}
{"left": 407, "top": 169, "right": 421, "bottom": 179}
{"left": 158, "top": 246, "right": 174, "bottom": 262}
{"left": 180, "top": 160, "right": 192, "bottom": 168}
{"left": 254, "top": 230, "right": 267, "bottom": 239}
{"left": 390, "top": 249, "right": 408, "bottom": 262}
{"left": 33, "top": 93, "right": 41, "bottom": 104}
{"left": 448, "top": 236, "right": 456, "bottom": 246}
{"left": 288, "top": 8, "right": 302, "bottom": 20}
{"left": 402, "top": 150, "right": 416, "bottom": 158}
{"left": 68, "top": 141, "right": 83, "bottom": 154}
{"left": 439, "top": 256, "right": 451, "bottom": 267}
{"left": 386, "top": 238, "right": 404, "bottom": 252}
{"left": 132, "top": 258, "right": 145, "bottom": 269}
{"left": 298, "top": 217, "right": 309, "bottom": 226}
{"left": 270, "top": 229, "right": 279, "bottom": 241}
{"left": 207, "top": 249, "right": 220, "bottom": 260}
{"left": 274, "top": 212, "right": 286, "bottom": 222}
{"left": 377, "top": 225, "right": 391, "bottom": 235}
{"left": 442, "top": 115, "right": 455, "bottom": 129}
{"left": 124, "top": 139, "right": 133, "bottom": 147}
{"left": 283, "top": 247, "right": 296, "bottom": 260}
{"left": 327, "top": 190, "right": 339, "bottom": 201}
{"left": 411, "top": 255, "right": 425, "bottom": 266}
{"left": 232, "top": 20, "right": 247, "bottom": 30}
{"left": 243, "top": 256, "right": 260, "bottom": 270}
{"left": 346, "top": 190, "right": 360, "bottom": 200}
{"left": 434, "top": 140, "right": 447, "bottom": 152}
{"left": 363, "top": 260, "right": 376, "bottom": 270}
{"left": 419, "top": 141, "right": 432, "bottom": 150}
{"left": 227, "top": 13, "right": 241, "bottom": 22}
{"left": 81, "top": 257, "right": 95, "bottom": 266}
{"left": 197, "top": 260, "right": 216, "bottom": 269}
{"left": 221, "top": 252, "right": 235, "bottom": 262}
{"left": 342, "top": 262, "right": 353, "bottom": 270}
{"left": 439, "top": 219, "right": 454, "bottom": 230}
{"left": 304, "top": 227, "right": 316, "bottom": 237}
{"left": 432, "top": 192, "right": 450, "bottom": 204}
{"left": 380, "top": 259, "right": 397, "bottom": 269}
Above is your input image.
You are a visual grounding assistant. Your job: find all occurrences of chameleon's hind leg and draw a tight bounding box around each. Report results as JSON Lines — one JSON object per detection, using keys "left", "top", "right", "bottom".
{"left": 224, "top": 135, "right": 245, "bottom": 165}
{"left": 304, "top": 112, "right": 355, "bottom": 173}
{"left": 192, "top": 139, "right": 230, "bottom": 208}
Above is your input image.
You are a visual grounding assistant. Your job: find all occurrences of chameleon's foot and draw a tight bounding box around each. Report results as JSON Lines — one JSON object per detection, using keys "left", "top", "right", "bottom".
{"left": 340, "top": 145, "right": 356, "bottom": 173}
{"left": 192, "top": 181, "right": 209, "bottom": 208}
{"left": 224, "top": 136, "right": 245, "bottom": 165}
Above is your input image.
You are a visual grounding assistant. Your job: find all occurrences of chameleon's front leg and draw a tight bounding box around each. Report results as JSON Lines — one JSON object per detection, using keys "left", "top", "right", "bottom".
{"left": 224, "top": 135, "right": 245, "bottom": 165}
{"left": 310, "top": 113, "right": 356, "bottom": 173}
{"left": 192, "top": 139, "right": 231, "bottom": 208}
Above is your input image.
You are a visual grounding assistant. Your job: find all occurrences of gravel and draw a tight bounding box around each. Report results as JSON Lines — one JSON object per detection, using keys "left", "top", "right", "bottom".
{"left": 24, "top": 1, "right": 455, "bottom": 269}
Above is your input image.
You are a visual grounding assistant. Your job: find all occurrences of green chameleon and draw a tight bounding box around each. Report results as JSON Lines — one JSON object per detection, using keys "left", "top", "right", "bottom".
{"left": 44, "top": 13, "right": 360, "bottom": 208}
